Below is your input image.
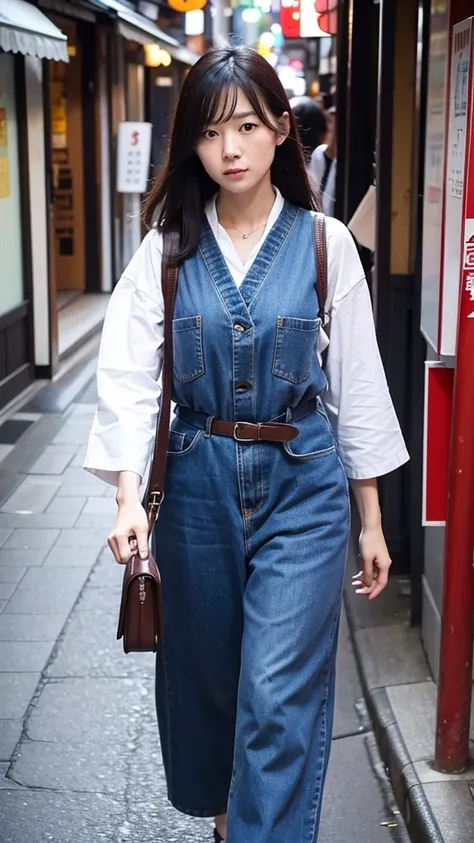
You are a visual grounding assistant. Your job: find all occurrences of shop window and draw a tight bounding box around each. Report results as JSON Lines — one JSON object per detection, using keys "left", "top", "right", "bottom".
{"left": 0, "top": 53, "right": 24, "bottom": 318}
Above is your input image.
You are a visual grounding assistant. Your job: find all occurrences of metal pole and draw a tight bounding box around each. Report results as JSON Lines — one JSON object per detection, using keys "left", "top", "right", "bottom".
{"left": 434, "top": 116, "right": 474, "bottom": 771}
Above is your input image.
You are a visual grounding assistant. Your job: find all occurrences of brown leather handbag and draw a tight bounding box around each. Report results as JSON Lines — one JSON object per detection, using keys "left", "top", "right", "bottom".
{"left": 117, "top": 231, "right": 180, "bottom": 654}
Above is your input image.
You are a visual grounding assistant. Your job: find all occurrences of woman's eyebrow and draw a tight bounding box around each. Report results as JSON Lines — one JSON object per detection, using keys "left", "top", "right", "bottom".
{"left": 232, "top": 110, "right": 258, "bottom": 120}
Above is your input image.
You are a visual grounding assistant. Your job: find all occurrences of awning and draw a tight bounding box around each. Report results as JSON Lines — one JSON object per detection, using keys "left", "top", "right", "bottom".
{"left": 96, "top": 0, "right": 198, "bottom": 66}
{"left": 0, "top": 0, "right": 68, "bottom": 62}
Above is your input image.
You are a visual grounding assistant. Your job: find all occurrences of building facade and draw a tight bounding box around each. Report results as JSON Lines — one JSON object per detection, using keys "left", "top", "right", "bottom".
{"left": 336, "top": 0, "right": 474, "bottom": 765}
{"left": 0, "top": 0, "right": 200, "bottom": 412}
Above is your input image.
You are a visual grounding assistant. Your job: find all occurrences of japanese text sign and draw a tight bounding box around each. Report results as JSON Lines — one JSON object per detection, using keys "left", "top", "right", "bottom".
{"left": 117, "top": 122, "right": 153, "bottom": 194}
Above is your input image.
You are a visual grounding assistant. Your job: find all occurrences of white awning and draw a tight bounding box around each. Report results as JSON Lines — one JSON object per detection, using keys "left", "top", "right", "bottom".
{"left": 97, "top": 0, "right": 198, "bottom": 66}
{"left": 0, "top": 0, "right": 68, "bottom": 62}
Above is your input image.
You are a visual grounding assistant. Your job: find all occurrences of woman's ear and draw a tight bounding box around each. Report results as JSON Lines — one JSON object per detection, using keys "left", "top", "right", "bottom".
{"left": 276, "top": 111, "right": 290, "bottom": 145}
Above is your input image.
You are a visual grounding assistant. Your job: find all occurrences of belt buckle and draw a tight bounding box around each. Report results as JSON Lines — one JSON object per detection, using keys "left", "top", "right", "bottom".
{"left": 233, "top": 422, "right": 260, "bottom": 442}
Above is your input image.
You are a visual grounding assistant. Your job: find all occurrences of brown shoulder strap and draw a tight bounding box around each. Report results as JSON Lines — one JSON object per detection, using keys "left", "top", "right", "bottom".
{"left": 145, "top": 230, "right": 180, "bottom": 528}
{"left": 313, "top": 213, "right": 327, "bottom": 322}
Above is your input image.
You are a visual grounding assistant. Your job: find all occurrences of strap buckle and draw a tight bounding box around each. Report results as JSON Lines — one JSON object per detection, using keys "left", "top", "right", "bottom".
{"left": 233, "top": 423, "right": 261, "bottom": 442}
{"left": 147, "top": 490, "right": 164, "bottom": 518}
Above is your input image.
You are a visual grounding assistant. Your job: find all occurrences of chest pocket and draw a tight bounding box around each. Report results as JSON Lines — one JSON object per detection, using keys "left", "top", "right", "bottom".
{"left": 272, "top": 316, "right": 320, "bottom": 384}
{"left": 173, "top": 316, "right": 205, "bottom": 382}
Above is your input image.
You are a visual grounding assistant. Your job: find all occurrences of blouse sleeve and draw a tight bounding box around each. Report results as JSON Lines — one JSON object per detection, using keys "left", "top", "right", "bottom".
{"left": 322, "top": 219, "right": 409, "bottom": 480}
{"left": 83, "top": 230, "right": 164, "bottom": 487}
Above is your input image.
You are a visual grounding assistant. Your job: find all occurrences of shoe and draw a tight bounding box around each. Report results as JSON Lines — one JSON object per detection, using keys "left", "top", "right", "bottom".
{"left": 214, "top": 830, "right": 225, "bottom": 843}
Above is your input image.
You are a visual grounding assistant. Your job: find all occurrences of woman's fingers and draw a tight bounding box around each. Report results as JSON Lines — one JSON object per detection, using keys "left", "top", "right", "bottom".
{"left": 108, "top": 527, "right": 139, "bottom": 564}
{"left": 352, "top": 559, "right": 390, "bottom": 600}
{"left": 107, "top": 501, "right": 149, "bottom": 565}
{"left": 135, "top": 524, "right": 150, "bottom": 560}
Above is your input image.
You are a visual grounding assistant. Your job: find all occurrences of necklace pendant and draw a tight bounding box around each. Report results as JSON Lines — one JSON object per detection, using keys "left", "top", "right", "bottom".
{"left": 242, "top": 233, "right": 248, "bottom": 239}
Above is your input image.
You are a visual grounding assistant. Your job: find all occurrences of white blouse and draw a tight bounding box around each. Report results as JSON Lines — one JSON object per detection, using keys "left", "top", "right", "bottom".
{"left": 84, "top": 190, "right": 409, "bottom": 485}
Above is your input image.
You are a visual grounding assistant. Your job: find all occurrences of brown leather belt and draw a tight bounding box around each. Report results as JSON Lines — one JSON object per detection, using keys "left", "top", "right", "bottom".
{"left": 210, "top": 419, "right": 299, "bottom": 443}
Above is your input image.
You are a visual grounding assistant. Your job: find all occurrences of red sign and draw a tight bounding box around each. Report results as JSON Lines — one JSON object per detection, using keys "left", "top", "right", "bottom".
{"left": 423, "top": 363, "right": 454, "bottom": 525}
{"left": 280, "top": 0, "right": 338, "bottom": 38}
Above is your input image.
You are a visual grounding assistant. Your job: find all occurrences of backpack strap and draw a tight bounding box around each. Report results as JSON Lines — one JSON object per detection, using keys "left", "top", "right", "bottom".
{"left": 312, "top": 212, "right": 327, "bottom": 324}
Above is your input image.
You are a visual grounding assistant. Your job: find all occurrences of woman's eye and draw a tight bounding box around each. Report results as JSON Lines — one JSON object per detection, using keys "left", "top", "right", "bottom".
{"left": 204, "top": 129, "right": 217, "bottom": 139}
{"left": 241, "top": 123, "right": 257, "bottom": 133}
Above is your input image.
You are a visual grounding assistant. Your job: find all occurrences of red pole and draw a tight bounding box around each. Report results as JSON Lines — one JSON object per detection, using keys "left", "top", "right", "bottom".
{"left": 434, "top": 177, "right": 474, "bottom": 771}
{"left": 434, "top": 301, "right": 474, "bottom": 772}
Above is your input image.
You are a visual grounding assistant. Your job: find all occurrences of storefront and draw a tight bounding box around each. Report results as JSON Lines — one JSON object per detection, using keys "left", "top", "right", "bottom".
{"left": 0, "top": 0, "right": 68, "bottom": 410}
{"left": 42, "top": 8, "right": 113, "bottom": 362}
{"left": 93, "top": 0, "right": 198, "bottom": 269}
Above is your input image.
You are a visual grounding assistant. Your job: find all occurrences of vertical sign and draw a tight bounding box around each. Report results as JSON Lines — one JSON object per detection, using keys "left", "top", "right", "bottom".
{"left": 420, "top": 3, "right": 450, "bottom": 353}
{"left": 117, "top": 122, "right": 153, "bottom": 194}
{"left": 438, "top": 18, "right": 473, "bottom": 356}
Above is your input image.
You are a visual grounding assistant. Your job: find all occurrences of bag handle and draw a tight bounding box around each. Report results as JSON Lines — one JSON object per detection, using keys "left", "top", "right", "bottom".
{"left": 313, "top": 212, "right": 327, "bottom": 323}
{"left": 144, "top": 230, "right": 180, "bottom": 530}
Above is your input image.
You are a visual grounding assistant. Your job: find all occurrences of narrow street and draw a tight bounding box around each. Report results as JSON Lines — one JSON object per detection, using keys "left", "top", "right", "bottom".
{"left": 0, "top": 377, "right": 408, "bottom": 843}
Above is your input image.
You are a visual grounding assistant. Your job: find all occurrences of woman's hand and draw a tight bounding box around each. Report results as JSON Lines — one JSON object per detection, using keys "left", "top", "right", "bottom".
{"left": 108, "top": 500, "right": 149, "bottom": 565}
{"left": 352, "top": 525, "right": 392, "bottom": 600}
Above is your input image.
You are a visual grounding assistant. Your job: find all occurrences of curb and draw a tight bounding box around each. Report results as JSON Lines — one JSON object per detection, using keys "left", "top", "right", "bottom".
{"left": 343, "top": 578, "right": 445, "bottom": 843}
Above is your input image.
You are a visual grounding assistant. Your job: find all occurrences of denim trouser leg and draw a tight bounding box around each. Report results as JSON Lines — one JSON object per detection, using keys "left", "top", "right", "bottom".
{"left": 226, "top": 445, "right": 349, "bottom": 843}
{"left": 154, "top": 434, "right": 246, "bottom": 817}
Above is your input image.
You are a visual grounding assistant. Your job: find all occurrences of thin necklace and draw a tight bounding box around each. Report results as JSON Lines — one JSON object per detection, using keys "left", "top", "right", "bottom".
{"left": 220, "top": 219, "right": 269, "bottom": 240}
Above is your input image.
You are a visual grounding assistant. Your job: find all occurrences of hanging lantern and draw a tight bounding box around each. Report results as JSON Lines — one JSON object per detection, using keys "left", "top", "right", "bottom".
{"left": 167, "top": 0, "right": 207, "bottom": 14}
{"left": 314, "top": 0, "right": 338, "bottom": 35}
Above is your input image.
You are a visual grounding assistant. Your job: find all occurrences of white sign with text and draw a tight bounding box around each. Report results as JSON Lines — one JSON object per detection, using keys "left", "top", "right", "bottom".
{"left": 117, "top": 122, "right": 152, "bottom": 194}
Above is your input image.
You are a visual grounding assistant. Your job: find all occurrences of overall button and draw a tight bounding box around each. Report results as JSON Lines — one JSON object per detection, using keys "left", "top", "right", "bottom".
{"left": 234, "top": 323, "right": 247, "bottom": 333}
{"left": 235, "top": 381, "right": 252, "bottom": 393}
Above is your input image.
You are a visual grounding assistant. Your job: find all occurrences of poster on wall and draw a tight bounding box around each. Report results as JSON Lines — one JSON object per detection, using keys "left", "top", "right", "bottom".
{"left": 0, "top": 104, "right": 9, "bottom": 199}
{"left": 420, "top": 2, "right": 450, "bottom": 353}
{"left": 117, "top": 122, "right": 153, "bottom": 194}
{"left": 0, "top": 108, "right": 7, "bottom": 148}
{"left": 447, "top": 27, "right": 470, "bottom": 199}
{"left": 0, "top": 157, "right": 9, "bottom": 200}
{"left": 438, "top": 18, "right": 474, "bottom": 357}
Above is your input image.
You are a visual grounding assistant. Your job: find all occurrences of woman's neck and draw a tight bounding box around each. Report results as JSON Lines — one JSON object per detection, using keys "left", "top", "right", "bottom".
{"left": 216, "top": 179, "right": 276, "bottom": 231}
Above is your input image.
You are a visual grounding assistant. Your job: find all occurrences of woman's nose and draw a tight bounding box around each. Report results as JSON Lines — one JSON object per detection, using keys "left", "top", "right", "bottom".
{"left": 223, "top": 135, "right": 241, "bottom": 160}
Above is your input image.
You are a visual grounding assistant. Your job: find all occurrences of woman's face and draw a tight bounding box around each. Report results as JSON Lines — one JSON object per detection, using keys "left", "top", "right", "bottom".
{"left": 196, "top": 88, "right": 289, "bottom": 194}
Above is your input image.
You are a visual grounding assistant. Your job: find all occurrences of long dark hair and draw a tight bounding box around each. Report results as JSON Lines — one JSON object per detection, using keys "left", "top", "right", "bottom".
{"left": 142, "top": 46, "right": 319, "bottom": 263}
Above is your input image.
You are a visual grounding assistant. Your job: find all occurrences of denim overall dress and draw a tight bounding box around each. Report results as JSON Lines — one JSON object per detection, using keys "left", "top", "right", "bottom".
{"left": 154, "top": 202, "right": 350, "bottom": 843}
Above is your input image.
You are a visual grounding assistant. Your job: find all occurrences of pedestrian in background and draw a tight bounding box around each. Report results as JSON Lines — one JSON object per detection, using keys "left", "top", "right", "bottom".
{"left": 310, "top": 105, "right": 337, "bottom": 216}
{"left": 290, "top": 95, "right": 328, "bottom": 165}
{"left": 84, "top": 46, "right": 408, "bottom": 843}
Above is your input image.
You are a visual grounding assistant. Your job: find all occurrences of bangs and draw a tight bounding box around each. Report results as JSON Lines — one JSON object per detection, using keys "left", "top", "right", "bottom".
{"left": 198, "top": 72, "right": 279, "bottom": 134}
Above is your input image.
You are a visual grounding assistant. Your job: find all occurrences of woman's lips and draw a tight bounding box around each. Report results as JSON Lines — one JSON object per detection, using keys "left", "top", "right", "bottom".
{"left": 223, "top": 169, "right": 247, "bottom": 180}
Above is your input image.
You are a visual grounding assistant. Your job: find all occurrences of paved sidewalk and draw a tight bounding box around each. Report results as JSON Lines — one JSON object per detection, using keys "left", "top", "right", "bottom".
{"left": 0, "top": 380, "right": 409, "bottom": 843}
{"left": 344, "top": 540, "right": 474, "bottom": 843}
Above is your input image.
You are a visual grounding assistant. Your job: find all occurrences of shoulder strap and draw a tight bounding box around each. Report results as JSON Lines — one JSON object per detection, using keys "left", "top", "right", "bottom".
{"left": 145, "top": 230, "right": 180, "bottom": 529}
{"left": 313, "top": 213, "right": 327, "bottom": 322}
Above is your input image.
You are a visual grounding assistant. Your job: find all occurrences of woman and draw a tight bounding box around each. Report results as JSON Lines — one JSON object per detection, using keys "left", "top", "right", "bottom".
{"left": 85, "top": 47, "right": 408, "bottom": 843}
{"left": 289, "top": 95, "right": 327, "bottom": 165}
